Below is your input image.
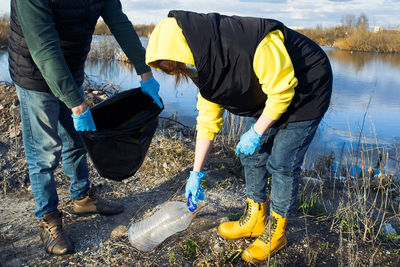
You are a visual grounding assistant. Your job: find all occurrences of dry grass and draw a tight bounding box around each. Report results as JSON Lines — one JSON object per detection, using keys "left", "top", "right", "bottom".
{"left": 134, "top": 24, "right": 156, "bottom": 38}
{"left": 1, "top": 80, "right": 399, "bottom": 266}
{"left": 217, "top": 108, "right": 400, "bottom": 266}
{"left": 88, "top": 37, "right": 119, "bottom": 61}
{"left": 93, "top": 20, "right": 111, "bottom": 35}
{"left": 90, "top": 22, "right": 400, "bottom": 63}
{"left": 0, "top": 15, "right": 9, "bottom": 49}
{"left": 140, "top": 130, "right": 195, "bottom": 178}
{"left": 1, "top": 15, "right": 400, "bottom": 54}
{"left": 298, "top": 25, "right": 349, "bottom": 47}
{"left": 333, "top": 29, "right": 400, "bottom": 53}
{"left": 88, "top": 37, "right": 132, "bottom": 63}
{"left": 299, "top": 141, "right": 400, "bottom": 266}
{"left": 299, "top": 26, "right": 400, "bottom": 53}
{"left": 94, "top": 20, "right": 155, "bottom": 38}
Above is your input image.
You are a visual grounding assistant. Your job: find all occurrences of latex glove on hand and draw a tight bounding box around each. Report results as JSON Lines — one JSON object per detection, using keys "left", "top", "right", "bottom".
{"left": 71, "top": 108, "right": 97, "bottom": 131}
{"left": 236, "top": 124, "right": 263, "bottom": 155}
{"left": 185, "top": 171, "right": 206, "bottom": 211}
{"left": 140, "top": 77, "right": 163, "bottom": 108}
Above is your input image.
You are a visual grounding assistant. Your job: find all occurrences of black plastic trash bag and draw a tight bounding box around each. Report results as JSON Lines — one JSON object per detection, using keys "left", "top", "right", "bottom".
{"left": 79, "top": 87, "right": 163, "bottom": 181}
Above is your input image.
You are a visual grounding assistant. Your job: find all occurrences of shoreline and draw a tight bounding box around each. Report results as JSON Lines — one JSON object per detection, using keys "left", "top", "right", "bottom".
{"left": 0, "top": 83, "right": 399, "bottom": 266}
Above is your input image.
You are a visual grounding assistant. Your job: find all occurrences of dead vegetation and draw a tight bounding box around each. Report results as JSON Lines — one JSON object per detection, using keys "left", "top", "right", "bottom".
{"left": 0, "top": 81, "right": 399, "bottom": 266}
{"left": 0, "top": 15, "right": 9, "bottom": 49}
{"left": 94, "top": 20, "right": 155, "bottom": 38}
{"left": 298, "top": 26, "right": 400, "bottom": 53}
{"left": 333, "top": 29, "right": 400, "bottom": 53}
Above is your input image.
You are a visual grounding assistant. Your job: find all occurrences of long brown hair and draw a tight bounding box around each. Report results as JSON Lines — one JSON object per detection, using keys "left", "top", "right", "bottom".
{"left": 149, "top": 60, "right": 193, "bottom": 86}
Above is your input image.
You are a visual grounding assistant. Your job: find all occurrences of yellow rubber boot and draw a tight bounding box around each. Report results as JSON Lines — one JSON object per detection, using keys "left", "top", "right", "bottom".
{"left": 218, "top": 198, "right": 267, "bottom": 239}
{"left": 241, "top": 209, "right": 288, "bottom": 263}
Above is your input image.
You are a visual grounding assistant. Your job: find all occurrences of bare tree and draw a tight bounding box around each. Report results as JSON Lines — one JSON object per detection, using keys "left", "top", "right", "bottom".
{"left": 342, "top": 14, "right": 356, "bottom": 28}
{"left": 356, "top": 13, "right": 369, "bottom": 29}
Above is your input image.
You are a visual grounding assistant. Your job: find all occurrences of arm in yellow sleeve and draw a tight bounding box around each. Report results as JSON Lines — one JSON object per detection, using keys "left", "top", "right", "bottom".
{"left": 253, "top": 30, "right": 298, "bottom": 121}
{"left": 196, "top": 93, "right": 225, "bottom": 141}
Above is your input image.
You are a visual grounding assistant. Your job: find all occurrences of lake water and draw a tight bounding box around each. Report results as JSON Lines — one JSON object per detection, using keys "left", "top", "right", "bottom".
{"left": 1, "top": 39, "right": 399, "bottom": 174}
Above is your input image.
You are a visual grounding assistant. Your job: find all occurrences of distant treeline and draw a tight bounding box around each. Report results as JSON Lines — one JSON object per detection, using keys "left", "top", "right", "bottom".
{"left": 0, "top": 15, "right": 399, "bottom": 53}
{"left": 0, "top": 18, "right": 154, "bottom": 49}
{"left": 0, "top": 16, "right": 9, "bottom": 49}
{"left": 298, "top": 25, "right": 400, "bottom": 53}
{"left": 298, "top": 13, "right": 400, "bottom": 53}
{"left": 94, "top": 21, "right": 155, "bottom": 38}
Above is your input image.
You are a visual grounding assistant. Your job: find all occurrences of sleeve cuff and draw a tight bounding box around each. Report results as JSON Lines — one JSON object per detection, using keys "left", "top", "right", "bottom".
{"left": 63, "top": 91, "right": 85, "bottom": 109}
{"left": 262, "top": 106, "right": 282, "bottom": 121}
{"left": 134, "top": 61, "right": 152, "bottom": 75}
{"left": 196, "top": 130, "right": 217, "bottom": 141}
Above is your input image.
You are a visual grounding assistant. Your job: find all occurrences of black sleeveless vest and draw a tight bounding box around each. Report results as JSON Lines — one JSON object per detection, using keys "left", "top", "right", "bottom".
{"left": 169, "top": 11, "right": 332, "bottom": 127}
{"left": 8, "top": 0, "right": 106, "bottom": 92}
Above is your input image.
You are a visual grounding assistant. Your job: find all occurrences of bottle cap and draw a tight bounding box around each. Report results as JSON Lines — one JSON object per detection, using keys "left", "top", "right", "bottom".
{"left": 186, "top": 194, "right": 197, "bottom": 212}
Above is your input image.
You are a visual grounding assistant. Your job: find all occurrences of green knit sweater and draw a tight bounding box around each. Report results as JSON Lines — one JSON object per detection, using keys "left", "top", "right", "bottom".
{"left": 15, "top": 0, "right": 150, "bottom": 108}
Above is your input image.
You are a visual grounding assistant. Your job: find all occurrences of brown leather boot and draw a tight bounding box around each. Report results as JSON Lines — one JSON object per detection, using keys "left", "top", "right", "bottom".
{"left": 72, "top": 187, "right": 124, "bottom": 215}
{"left": 39, "top": 210, "right": 72, "bottom": 255}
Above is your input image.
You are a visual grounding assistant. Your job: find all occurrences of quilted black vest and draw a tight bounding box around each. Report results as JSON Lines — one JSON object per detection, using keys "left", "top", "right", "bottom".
{"left": 169, "top": 10, "right": 333, "bottom": 126}
{"left": 8, "top": 0, "right": 106, "bottom": 92}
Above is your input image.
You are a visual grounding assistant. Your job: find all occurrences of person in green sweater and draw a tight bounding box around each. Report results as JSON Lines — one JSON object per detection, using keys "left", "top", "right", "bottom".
{"left": 8, "top": 0, "right": 162, "bottom": 255}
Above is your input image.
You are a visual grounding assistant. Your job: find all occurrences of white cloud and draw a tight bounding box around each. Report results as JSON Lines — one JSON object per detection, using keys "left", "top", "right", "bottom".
{"left": 1, "top": 0, "right": 399, "bottom": 28}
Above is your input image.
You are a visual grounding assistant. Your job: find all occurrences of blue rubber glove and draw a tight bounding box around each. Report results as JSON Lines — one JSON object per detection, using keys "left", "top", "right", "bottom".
{"left": 185, "top": 171, "right": 206, "bottom": 207}
{"left": 235, "top": 124, "right": 263, "bottom": 155}
{"left": 71, "top": 108, "right": 97, "bottom": 131}
{"left": 140, "top": 77, "right": 163, "bottom": 108}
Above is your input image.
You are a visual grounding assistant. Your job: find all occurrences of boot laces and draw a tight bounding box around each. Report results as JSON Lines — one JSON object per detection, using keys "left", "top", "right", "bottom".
{"left": 44, "top": 219, "right": 63, "bottom": 239}
{"left": 239, "top": 202, "right": 252, "bottom": 226}
{"left": 259, "top": 216, "right": 278, "bottom": 243}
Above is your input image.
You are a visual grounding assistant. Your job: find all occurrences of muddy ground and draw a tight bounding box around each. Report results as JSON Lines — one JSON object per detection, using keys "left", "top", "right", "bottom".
{"left": 0, "top": 83, "right": 399, "bottom": 266}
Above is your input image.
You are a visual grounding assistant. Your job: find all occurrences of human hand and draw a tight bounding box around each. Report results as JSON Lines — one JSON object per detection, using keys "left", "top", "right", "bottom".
{"left": 235, "top": 124, "right": 263, "bottom": 155}
{"left": 71, "top": 103, "right": 96, "bottom": 131}
{"left": 140, "top": 77, "right": 163, "bottom": 108}
{"left": 185, "top": 171, "right": 206, "bottom": 208}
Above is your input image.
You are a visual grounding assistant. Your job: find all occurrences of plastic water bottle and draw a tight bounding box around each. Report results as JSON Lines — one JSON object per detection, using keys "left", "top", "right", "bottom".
{"left": 128, "top": 201, "right": 194, "bottom": 251}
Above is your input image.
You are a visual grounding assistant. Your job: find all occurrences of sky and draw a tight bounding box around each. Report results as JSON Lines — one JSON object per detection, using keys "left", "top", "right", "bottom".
{"left": 0, "top": 0, "right": 399, "bottom": 28}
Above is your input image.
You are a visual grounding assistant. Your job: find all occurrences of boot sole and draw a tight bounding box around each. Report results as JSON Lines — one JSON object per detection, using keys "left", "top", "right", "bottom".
{"left": 242, "top": 240, "right": 287, "bottom": 263}
{"left": 218, "top": 231, "right": 263, "bottom": 240}
{"left": 72, "top": 211, "right": 123, "bottom": 216}
{"left": 44, "top": 247, "right": 73, "bottom": 255}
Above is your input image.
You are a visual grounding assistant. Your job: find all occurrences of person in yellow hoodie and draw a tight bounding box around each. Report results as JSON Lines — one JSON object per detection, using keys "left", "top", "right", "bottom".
{"left": 146, "top": 10, "right": 332, "bottom": 263}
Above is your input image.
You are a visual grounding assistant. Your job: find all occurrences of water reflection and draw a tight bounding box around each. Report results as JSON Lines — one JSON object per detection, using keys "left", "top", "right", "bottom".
{"left": 0, "top": 52, "right": 10, "bottom": 81}
{"left": 323, "top": 48, "right": 400, "bottom": 142}
{"left": 85, "top": 57, "right": 199, "bottom": 126}
{"left": 325, "top": 48, "right": 400, "bottom": 72}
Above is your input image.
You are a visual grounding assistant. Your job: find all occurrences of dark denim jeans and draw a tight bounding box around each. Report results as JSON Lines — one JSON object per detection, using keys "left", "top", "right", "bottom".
{"left": 16, "top": 85, "right": 90, "bottom": 221}
{"left": 240, "top": 117, "right": 322, "bottom": 217}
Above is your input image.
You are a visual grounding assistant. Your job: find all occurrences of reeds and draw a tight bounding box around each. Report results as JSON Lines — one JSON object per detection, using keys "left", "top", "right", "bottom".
{"left": 134, "top": 24, "right": 155, "bottom": 38}
{"left": 215, "top": 111, "right": 246, "bottom": 149}
{"left": 93, "top": 20, "right": 111, "bottom": 35}
{"left": 298, "top": 25, "right": 349, "bottom": 47}
{"left": 298, "top": 132, "right": 399, "bottom": 266}
{"left": 88, "top": 36, "right": 133, "bottom": 64}
{"left": 221, "top": 107, "right": 399, "bottom": 266}
{"left": 333, "top": 29, "right": 400, "bottom": 53}
{"left": 94, "top": 20, "right": 155, "bottom": 38}
{"left": 88, "top": 36, "right": 119, "bottom": 60}
{"left": 299, "top": 26, "right": 400, "bottom": 53}
{"left": 0, "top": 15, "right": 9, "bottom": 49}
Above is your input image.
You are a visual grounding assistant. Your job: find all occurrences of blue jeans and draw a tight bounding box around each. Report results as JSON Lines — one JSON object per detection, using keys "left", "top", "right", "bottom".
{"left": 240, "top": 117, "right": 321, "bottom": 217}
{"left": 16, "top": 85, "right": 90, "bottom": 221}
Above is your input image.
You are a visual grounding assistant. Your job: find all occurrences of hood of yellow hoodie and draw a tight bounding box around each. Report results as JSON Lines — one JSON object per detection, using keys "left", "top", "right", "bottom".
{"left": 146, "top": 18, "right": 195, "bottom": 68}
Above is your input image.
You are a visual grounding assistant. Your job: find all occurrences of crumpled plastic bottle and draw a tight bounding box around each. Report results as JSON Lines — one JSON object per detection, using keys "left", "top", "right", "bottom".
{"left": 128, "top": 201, "right": 193, "bottom": 251}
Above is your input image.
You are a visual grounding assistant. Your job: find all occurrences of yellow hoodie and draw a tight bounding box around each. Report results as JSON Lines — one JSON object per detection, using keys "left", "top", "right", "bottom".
{"left": 146, "top": 18, "right": 297, "bottom": 141}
